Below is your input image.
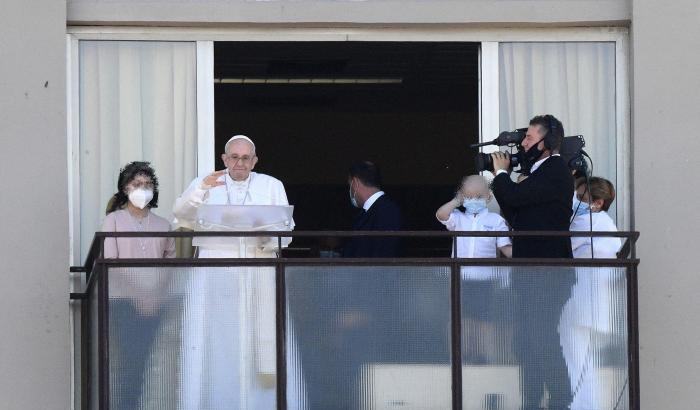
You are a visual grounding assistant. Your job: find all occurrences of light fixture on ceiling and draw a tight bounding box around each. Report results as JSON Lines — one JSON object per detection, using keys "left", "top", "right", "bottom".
{"left": 214, "top": 78, "right": 403, "bottom": 85}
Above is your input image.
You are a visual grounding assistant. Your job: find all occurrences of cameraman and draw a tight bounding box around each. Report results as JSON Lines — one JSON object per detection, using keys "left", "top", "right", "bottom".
{"left": 491, "top": 114, "right": 574, "bottom": 257}
{"left": 490, "top": 114, "right": 575, "bottom": 410}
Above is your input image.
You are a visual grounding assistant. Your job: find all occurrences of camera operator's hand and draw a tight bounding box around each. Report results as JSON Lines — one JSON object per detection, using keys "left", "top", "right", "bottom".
{"left": 491, "top": 152, "right": 511, "bottom": 174}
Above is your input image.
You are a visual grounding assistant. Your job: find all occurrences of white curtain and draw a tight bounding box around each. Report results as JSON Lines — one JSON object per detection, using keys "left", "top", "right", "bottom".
{"left": 79, "top": 41, "right": 198, "bottom": 259}
{"left": 499, "top": 42, "right": 618, "bottom": 222}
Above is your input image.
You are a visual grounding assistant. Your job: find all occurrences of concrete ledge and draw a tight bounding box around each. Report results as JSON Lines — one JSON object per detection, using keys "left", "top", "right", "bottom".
{"left": 67, "top": 0, "right": 631, "bottom": 26}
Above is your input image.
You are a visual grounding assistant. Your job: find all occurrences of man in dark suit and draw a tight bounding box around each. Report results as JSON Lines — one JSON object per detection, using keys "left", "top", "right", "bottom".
{"left": 288, "top": 161, "right": 405, "bottom": 409}
{"left": 491, "top": 115, "right": 575, "bottom": 410}
{"left": 343, "top": 160, "right": 403, "bottom": 257}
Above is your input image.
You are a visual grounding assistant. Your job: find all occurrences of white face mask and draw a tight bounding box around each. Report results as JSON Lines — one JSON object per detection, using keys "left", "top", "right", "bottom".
{"left": 349, "top": 183, "right": 359, "bottom": 208}
{"left": 128, "top": 188, "right": 154, "bottom": 210}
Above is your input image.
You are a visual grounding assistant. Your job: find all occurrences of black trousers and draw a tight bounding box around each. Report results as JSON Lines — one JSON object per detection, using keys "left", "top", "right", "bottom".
{"left": 513, "top": 268, "right": 575, "bottom": 410}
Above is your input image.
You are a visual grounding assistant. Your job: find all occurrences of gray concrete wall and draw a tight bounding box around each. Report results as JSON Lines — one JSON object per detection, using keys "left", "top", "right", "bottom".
{"left": 67, "top": 0, "right": 630, "bottom": 25}
{"left": 632, "top": 0, "right": 700, "bottom": 408}
{"left": 0, "top": 1, "right": 69, "bottom": 409}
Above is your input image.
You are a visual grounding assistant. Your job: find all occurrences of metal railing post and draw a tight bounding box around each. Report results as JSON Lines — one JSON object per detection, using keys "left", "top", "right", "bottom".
{"left": 626, "top": 263, "right": 640, "bottom": 410}
{"left": 451, "top": 255, "right": 463, "bottom": 410}
{"left": 97, "top": 260, "right": 110, "bottom": 410}
{"left": 276, "top": 234, "right": 287, "bottom": 410}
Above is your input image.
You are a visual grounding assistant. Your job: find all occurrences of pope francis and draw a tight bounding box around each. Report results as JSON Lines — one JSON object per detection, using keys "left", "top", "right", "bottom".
{"left": 173, "top": 135, "right": 297, "bottom": 409}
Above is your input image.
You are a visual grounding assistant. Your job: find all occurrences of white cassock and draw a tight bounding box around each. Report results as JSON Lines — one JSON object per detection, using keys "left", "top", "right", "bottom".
{"left": 173, "top": 171, "right": 299, "bottom": 410}
{"left": 560, "top": 210, "right": 623, "bottom": 410}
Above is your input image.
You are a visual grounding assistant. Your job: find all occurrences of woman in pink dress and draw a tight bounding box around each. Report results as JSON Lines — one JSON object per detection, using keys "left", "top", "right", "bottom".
{"left": 102, "top": 161, "right": 175, "bottom": 259}
{"left": 101, "top": 161, "right": 175, "bottom": 410}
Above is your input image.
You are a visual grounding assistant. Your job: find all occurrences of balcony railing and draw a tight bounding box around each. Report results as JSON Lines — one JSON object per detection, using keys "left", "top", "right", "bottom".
{"left": 70, "top": 230, "right": 639, "bottom": 410}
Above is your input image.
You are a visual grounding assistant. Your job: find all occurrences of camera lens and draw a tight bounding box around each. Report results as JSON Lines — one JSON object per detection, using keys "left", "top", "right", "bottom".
{"left": 475, "top": 153, "right": 493, "bottom": 173}
{"left": 475, "top": 152, "right": 521, "bottom": 173}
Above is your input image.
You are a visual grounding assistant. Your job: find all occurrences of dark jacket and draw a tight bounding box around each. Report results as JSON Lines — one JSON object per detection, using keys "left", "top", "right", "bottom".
{"left": 492, "top": 155, "right": 574, "bottom": 258}
{"left": 343, "top": 194, "right": 403, "bottom": 258}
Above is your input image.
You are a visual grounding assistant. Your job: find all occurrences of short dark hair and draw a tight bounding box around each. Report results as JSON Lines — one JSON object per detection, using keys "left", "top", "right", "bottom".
{"left": 576, "top": 176, "right": 616, "bottom": 211}
{"left": 106, "top": 161, "right": 160, "bottom": 214}
{"left": 529, "top": 114, "right": 565, "bottom": 151}
{"left": 349, "top": 160, "right": 382, "bottom": 189}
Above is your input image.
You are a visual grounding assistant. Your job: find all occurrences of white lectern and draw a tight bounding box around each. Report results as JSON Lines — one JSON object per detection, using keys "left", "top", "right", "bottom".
{"left": 190, "top": 204, "right": 294, "bottom": 255}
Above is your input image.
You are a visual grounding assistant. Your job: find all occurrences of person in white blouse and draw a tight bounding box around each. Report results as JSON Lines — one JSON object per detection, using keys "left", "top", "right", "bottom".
{"left": 172, "top": 135, "right": 299, "bottom": 410}
{"left": 570, "top": 176, "right": 621, "bottom": 258}
{"left": 436, "top": 174, "right": 512, "bottom": 363}
{"left": 561, "top": 176, "right": 623, "bottom": 410}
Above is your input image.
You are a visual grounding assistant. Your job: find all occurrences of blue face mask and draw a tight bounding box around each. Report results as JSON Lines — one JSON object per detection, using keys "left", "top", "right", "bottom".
{"left": 463, "top": 198, "right": 488, "bottom": 214}
{"left": 572, "top": 198, "right": 591, "bottom": 217}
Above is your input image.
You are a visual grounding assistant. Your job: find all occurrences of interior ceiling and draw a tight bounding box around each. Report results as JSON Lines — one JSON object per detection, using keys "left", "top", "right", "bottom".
{"left": 212, "top": 41, "right": 480, "bottom": 189}
{"left": 214, "top": 42, "right": 479, "bottom": 86}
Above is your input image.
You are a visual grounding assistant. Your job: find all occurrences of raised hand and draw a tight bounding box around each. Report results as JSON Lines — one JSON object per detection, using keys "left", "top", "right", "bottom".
{"left": 201, "top": 169, "right": 227, "bottom": 189}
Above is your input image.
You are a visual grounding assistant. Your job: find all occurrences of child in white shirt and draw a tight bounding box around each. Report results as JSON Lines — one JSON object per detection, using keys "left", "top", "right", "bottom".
{"left": 436, "top": 174, "right": 512, "bottom": 364}
{"left": 436, "top": 174, "right": 512, "bottom": 258}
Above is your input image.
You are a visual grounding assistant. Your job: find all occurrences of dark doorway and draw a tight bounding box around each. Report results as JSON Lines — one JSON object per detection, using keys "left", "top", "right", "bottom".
{"left": 214, "top": 42, "right": 479, "bottom": 255}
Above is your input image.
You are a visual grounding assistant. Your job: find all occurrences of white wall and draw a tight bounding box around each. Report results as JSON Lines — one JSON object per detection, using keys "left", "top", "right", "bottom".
{"left": 67, "top": 0, "right": 630, "bottom": 25}
{"left": 0, "top": 1, "right": 69, "bottom": 409}
{"left": 632, "top": 0, "right": 700, "bottom": 408}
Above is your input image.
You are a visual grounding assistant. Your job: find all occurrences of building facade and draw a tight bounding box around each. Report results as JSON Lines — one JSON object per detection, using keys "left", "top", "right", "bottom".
{"left": 1, "top": 0, "right": 698, "bottom": 408}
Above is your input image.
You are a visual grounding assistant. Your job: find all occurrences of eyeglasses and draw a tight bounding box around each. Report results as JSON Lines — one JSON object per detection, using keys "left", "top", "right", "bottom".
{"left": 225, "top": 154, "right": 255, "bottom": 164}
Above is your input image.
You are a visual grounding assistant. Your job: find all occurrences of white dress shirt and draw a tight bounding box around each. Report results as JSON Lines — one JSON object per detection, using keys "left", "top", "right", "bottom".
{"left": 529, "top": 153, "right": 560, "bottom": 174}
{"left": 363, "top": 190, "right": 385, "bottom": 211}
{"left": 439, "top": 208, "right": 512, "bottom": 284}
{"left": 438, "top": 208, "right": 511, "bottom": 258}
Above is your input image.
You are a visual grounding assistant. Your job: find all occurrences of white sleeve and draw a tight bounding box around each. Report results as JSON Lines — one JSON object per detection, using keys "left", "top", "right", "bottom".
{"left": 494, "top": 215, "right": 512, "bottom": 247}
{"left": 261, "top": 178, "right": 294, "bottom": 251}
{"left": 591, "top": 212, "right": 622, "bottom": 257}
{"left": 592, "top": 237, "right": 622, "bottom": 258}
{"left": 272, "top": 178, "right": 290, "bottom": 206}
{"left": 172, "top": 177, "right": 209, "bottom": 229}
{"left": 437, "top": 210, "right": 459, "bottom": 231}
{"left": 273, "top": 179, "right": 294, "bottom": 229}
{"left": 570, "top": 215, "right": 591, "bottom": 252}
